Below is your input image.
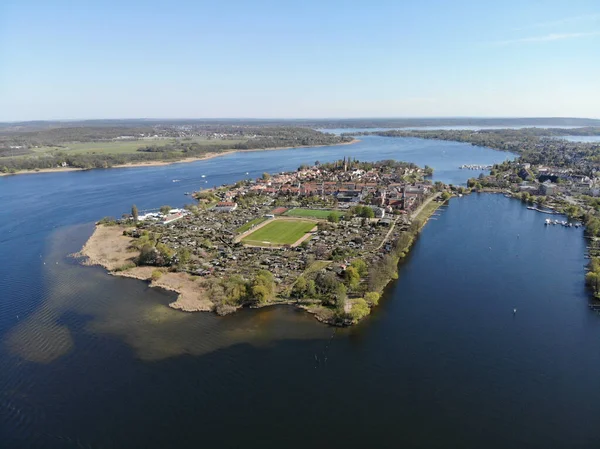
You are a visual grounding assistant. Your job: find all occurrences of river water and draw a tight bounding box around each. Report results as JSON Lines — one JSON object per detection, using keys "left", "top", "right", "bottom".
{"left": 2, "top": 136, "right": 600, "bottom": 448}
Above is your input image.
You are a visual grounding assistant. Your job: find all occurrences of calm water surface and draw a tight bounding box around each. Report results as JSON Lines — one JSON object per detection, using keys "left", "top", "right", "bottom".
{"left": 561, "top": 136, "right": 600, "bottom": 143}
{"left": 2, "top": 137, "right": 599, "bottom": 448}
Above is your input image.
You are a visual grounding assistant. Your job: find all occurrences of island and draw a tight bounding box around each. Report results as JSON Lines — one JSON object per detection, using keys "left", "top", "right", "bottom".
{"left": 79, "top": 158, "right": 446, "bottom": 325}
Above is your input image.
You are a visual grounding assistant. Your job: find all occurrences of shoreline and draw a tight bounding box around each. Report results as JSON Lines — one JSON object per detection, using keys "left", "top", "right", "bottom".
{"left": 78, "top": 224, "right": 215, "bottom": 313}
{"left": 0, "top": 139, "right": 360, "bottom": 177}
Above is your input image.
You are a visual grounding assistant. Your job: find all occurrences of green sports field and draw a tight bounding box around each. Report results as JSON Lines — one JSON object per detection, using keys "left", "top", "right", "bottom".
{"left": 284, "top": 208, "right": 344, "bottom": 219}
{"left": 236, "top": 217, "right": 268, "bottom": 233}
{"left": 241, "top": 219, "right": 315, "bottom": 246}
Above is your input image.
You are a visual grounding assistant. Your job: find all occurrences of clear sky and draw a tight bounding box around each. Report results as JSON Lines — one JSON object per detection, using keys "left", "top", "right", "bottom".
{"left": 1, "top": 0, "right": 599, "bottom": 121}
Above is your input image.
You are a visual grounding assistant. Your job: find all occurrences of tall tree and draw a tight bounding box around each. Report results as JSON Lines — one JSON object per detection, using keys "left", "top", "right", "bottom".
{"left": 131, "top": 204, "right": 139, "bottom": 222}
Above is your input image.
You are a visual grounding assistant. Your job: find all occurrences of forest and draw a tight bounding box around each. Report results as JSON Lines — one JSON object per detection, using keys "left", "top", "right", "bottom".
{"left": 0, "top": 126, "right": 352, "bottom": 173}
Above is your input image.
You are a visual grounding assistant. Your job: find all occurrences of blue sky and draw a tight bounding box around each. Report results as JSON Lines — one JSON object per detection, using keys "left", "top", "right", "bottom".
{"left": 1, "top": 0, "right": 599, "bottom": 121}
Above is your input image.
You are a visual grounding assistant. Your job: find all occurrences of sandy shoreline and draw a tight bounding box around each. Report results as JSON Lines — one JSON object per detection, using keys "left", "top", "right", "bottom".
{"left": 0, "top": 139, "right": 360, "bottom": 177}
{"left": 79, "top": 224, "right": 214, "bottom": 313}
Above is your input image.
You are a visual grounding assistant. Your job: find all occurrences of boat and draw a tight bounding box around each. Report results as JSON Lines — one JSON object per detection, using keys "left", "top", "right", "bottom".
{"left": 172, "top": 179, "right": 180, "bottom": 183}
{"left": 184, "top": 192, "right": 191, "bottom": 196}
{"left": 545, "top": 219, "right": 551, "bottom": 225}
{"left": 201, "top": 175, "right": 206, "bottom": 178}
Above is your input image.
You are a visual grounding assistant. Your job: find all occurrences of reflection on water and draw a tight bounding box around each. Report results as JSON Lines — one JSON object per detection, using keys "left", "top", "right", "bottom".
{"left": 8, "top": 224, "right": 333, "bottom": 363}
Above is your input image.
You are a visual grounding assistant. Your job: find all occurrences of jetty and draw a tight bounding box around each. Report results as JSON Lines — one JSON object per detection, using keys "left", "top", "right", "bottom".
{"left": 459, "top": 164, "right": 493, "bottom": 170}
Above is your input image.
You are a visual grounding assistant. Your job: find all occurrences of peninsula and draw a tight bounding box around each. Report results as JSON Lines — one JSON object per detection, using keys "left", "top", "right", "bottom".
{"left": 80, "top": 158, "right": 445, "bottom": 325}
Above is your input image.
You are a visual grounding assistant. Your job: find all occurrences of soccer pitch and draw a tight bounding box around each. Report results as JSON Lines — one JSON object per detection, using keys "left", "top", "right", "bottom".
{"left": 241, "top": 219, "right": 316, "bottom": 246}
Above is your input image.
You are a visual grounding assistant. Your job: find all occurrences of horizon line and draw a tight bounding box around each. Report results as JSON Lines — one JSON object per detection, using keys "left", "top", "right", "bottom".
{"left": 2, "top": 115, "right": 600, "bottom": 124}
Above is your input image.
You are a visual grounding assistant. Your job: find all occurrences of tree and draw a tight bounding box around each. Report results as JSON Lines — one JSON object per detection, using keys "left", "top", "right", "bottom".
{"left": 138, "top": 244, "right": 157, "bottom": 265}
{"left": 350, "top": 259, "right": 368, "bottom": 277}
{"left": 327, "top": 212, "right": 339, "bottom": 223}
{"left": 441, "top": 191, "right": 452, "bottom": 201}
{"left": 349, "top": 298, "right": 370, "bottom": 322}
{"left": 364, "top": 291, "right": 380, "bottom": 306}
{"left": 344, "top": 266, "right": 360, "bottom": 290}
{"left": 177, "top": 247, "right": 191, "bottom": 265}
{"left": 155, "top": 243, "right": 175, "bottom": 265}
{"left": 131, "top": 204, "right": 139, "bottom": 222}
{"left": 315, "top": 271, "right": 341, "bottom": 296}
{"left": 250, "top": 270, "right": 275, "bottom": 303}
{"left": 292, "top": 276, "right": 307, "bottom": 298}
{"left": 306, "top": 279, "right": 317, "bottom": 297}
{"left": 359, "top": 206, "right": 375, "bottom": 219}
{"left": 335, "top": 283, "right": 347, "bottom": 315}
{"left": 222, "top": 275, "right": 248, "bottom": 305}
{"left": 262, "top": 172, "right": 271, "bottom": 181}
{"left": 314, "top": 160, "right": 320, "bottom": 166}
{"left": 252, "top": 284, "right": 270, "bottom": 303}
{"left": 160, "top": 205, "right": 171, "bottom": 215}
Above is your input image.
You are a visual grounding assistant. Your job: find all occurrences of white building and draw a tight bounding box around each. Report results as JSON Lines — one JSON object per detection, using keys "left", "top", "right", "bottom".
{"left": 214, "top": 201, "right": 238, "bottom": 212}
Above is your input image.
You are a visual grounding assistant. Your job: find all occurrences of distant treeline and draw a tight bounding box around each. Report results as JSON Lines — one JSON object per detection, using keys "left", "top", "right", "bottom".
{"left": 0, "top": 127, "right": 352, "bottom": 172}
{"left": 3, "top": 117, "right": 600, "bottom": 133}
{"left": 138, "top": 127, "right": 350, "bottom": 154}
{"left": 0, "top": 124, "right": 351, "bottom": 148}
{"left": 0, "top": 151, "right": 179, "bottom": 172}
{"left": 362, "top": 128, "right": 600, "bottom": 173}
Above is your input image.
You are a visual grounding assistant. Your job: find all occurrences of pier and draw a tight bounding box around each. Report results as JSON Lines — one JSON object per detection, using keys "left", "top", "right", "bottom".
{"left": 459, "top": 164, "right": 493, "bottom": 170}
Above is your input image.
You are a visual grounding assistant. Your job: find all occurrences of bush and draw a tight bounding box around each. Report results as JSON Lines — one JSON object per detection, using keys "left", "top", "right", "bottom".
{"left": 349, "top": 299, "right": 370, "bottom": 322}
{"left": 151, "top": 269, "right": 163, "bottom": 281}
{"left": 350, "top": 259, "right": 368, "bottom": 277}
{"left": 114, "top": 262, "right": 135, "bottom": 272}
{"left": 98, "top": 216, "right": 117, "bottom": 226}
{"left": 364, "top": 291, "right": 380, "bottom": 306}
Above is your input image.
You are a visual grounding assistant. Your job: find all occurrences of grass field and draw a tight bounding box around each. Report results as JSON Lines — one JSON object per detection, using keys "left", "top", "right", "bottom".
{"left": 303, "top": 260, "right": 331, "bottom": 275}
{"left": 241, "top": 219, "right": 315, "bottom": 246}
{"left": 31, "top": 137, "right": 245, "bottom": 157}
{"left": 284, "top": 208, "right": 344, "bottom": 219}
{"left": 236, "top": 217, "right": 268, "bottom": 233}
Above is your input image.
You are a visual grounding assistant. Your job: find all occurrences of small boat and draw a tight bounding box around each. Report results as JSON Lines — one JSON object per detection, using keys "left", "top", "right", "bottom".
{"left": 184, "top": 192, "right": 191, "bottom": 196}
{"left": 245, "top": 172, "right": 249, "bottom": 175}
{"left": 172, "top": 179, "right": 180, "bottom": 183}
{"left": 545, "top": 219, "right": 551, "bottom": 225}
{"left": 201, "top": 175, "right": 206, "bottom": 178}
